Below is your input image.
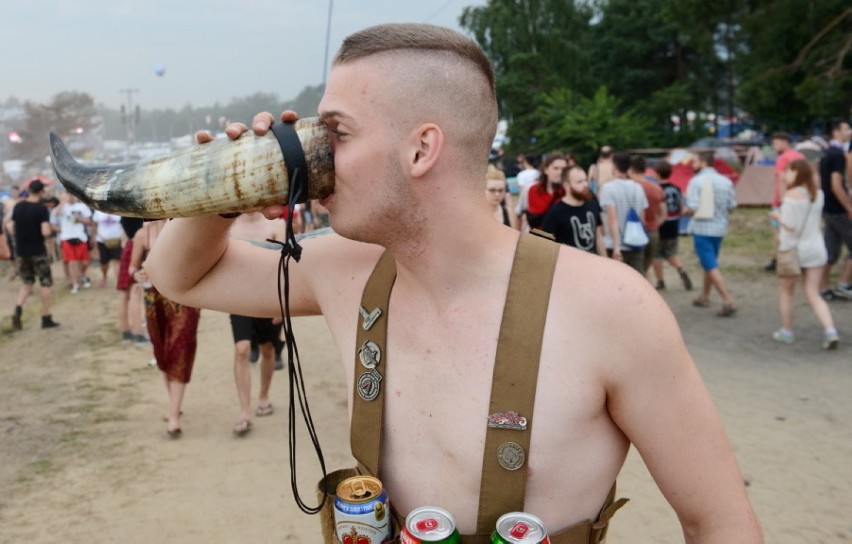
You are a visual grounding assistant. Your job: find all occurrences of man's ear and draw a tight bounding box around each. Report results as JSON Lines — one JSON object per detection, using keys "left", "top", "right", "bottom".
{"left": 408, "top": 123, "right": 444, "bottom": 178}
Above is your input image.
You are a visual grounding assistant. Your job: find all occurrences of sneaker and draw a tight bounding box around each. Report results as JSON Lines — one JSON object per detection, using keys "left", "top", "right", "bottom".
{"left": 148, "top": 358, "right": 157, "bottom": 367}
{"left": 680, "top": 270, "right": 693, "bottom": 291}
{"left": 11, "top": 313, "right": 22, "bottom": 331}
{"left": 823, "top": 331, "right": 839, "bottom": 350}
{"left": 41, "top": 315, "right": 60, "bottom": 329}
{"left": 772, "top": 329, "right": 795, "bottom": 344}
{"left": 275, "top": 357, "right": 284, "bottom": 371}
{"left": 655, "top": 280, "right": 666, "bottom": 290}
{"left": 70, "top": 284, "right": 79, "bottom": 295}
{"left": 834, "top": 284, "right": 852, "bottom": 299}
{"left": 121, "top": 330, "right": 134, "bottom": 343}
{"left": 249, "top": 346, "right": 259, "bottom": 364}
{"left": 821, "top": 289, "right": 845, "bottom": 302}
{"left": 764, "top": 259, "right": 776, "bottom": 272}
{"left": 134, "top": 334, "right": 151, "bottom": 346}
{"left": 81, "top": 277, "right": 92, "bottom": 289}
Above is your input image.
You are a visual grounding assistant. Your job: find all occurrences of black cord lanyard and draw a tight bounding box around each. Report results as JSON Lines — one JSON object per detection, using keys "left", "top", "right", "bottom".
{"left": 267, "top": 121, "right": 327, "bottom": 515}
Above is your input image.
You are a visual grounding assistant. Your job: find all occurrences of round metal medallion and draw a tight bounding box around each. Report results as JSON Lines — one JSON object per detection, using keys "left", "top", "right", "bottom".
{"left": 357, "top": 371, "right": 381, "bottom": 401}
{"left": 358, "top": 340, "right": 381, "bottom": 369}
{"left": 496, "top": 441, "right": 525, "bottom": 471}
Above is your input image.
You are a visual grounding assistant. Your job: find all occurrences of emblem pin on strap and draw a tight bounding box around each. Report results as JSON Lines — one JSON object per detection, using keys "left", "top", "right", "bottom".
{"left": 357, "top": 369, "right": 382, "bottom": 401}
{"left": 359, "top": 305, "right": 382, "bottom": 331}
{"left": 487, "top": 411, "right": 528, "bottom": 431}
{"left": 359, "top": 340, "right": 381, "bottom": 369}
{"left": 497, "top": 441, "right": 525, "bottom": 471}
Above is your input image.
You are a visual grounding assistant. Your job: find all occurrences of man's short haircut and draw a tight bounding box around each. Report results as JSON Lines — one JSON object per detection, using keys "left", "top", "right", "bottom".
{"left": 629, "top": 155, "right": 646, "bottom": 174}
{"left": 599, "top": 146, "right": 613, "bottom": 159}
{"left": 654, "top": 161, "right": 672, "bottom": 180}
{"left": 827, "top": 118, "right": 850, "bottom": 137}
{"left": 771, "top": 131, "right": 791, "bottom": 143}
{"left": 333, "top": 23, "right": 498, "bottom": 176}
{"left": 523, "top": 152, "right": 540, "bottom": 169}
{"left": 28, "top": 180, "right": 45, "bottom": 194}
{"left": 613, "top": 152, "right": 631, "bottom": 174}
{"left": 697, "top": 150, "right": 715, "bottom": 166}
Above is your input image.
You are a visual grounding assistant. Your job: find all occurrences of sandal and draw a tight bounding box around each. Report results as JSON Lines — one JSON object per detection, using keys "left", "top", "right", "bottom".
{"left": 255, "top": 404, "right": 274, "bottom": 417}
{"left": 233, "top": 419, "right": 253, "bottom": 436}
{"left": 692, "top": 298, "right": 710, "bottom": 308}
{"left": 717, "top": 303, "right": 737, "bottom": 317}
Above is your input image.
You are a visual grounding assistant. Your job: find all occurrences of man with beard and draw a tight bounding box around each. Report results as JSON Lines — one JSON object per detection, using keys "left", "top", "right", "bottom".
{"left": 542, "top": 166, "right": 605, "bottom": 256}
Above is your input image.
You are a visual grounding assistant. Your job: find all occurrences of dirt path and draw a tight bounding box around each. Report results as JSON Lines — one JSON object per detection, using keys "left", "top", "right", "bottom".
{"left": 0, "top": 247, "right": 850, "bottom": 543}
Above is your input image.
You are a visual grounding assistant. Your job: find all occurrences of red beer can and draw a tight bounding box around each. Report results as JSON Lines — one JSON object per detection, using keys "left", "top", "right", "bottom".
{"left": 491, "top": 512, "right": 551, "bottom": 543}
{"left": 400, "top": 506, "right": 461, "bottom": 543}
{"left": 334, "top": 476, "right": 393, "bottom": 544}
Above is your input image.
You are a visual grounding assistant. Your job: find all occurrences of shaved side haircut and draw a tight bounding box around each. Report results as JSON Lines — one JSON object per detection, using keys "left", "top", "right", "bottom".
{"left": 333, "top": 23, "right": 499, "bottom": 177}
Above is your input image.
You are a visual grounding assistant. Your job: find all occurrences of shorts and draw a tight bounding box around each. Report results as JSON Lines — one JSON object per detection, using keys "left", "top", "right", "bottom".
{"left": 824, "top": 213, "right": 852, "bottom": 264}
{"left": 642, "top": 230, "right": 660, "bottom": 273}
{"left": 97, "top": 241, "right": 123, "bottom": 263}
{"left": 693, "top": 235, "right": 723, "bottom": 271}
{"left": 229, "top": 314, "right": 280, "bottom": 345}
{"left": 656, "top": 237, "right": 679, "bottom": 260}
{"left": 116, "top": 240, "right": 135, "bottom": 291}
{"left": 18, "top": 255, "right": 54, "bottom": 287}
{"left": 61, "top": 239, "right": 90, "bottom": 262}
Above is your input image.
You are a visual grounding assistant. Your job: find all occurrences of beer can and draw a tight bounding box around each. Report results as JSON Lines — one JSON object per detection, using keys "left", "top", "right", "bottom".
{"left": 400, "top": 506, "right": 461, "bottom": 543}
{"left": 491, "top": 512, "right": 551, "bottom": 544}
{"left": 334, "top": 476, "right": 393, "bottom": 544}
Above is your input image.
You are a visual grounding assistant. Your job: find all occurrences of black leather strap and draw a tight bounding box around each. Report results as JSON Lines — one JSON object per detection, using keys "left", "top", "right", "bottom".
{"left": 270, "top": 121, "right": 308, "bottom": 204}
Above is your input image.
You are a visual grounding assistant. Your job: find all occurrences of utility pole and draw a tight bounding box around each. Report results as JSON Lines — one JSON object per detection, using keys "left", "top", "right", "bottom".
{"left": 321, "top": 0, "right": 334, "bottom": 91}
{"left": 119, "top": 88, "right": 139, "bottom": 160}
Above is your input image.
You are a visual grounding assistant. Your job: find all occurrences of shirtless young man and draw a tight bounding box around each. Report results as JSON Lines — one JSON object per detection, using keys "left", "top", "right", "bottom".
{"left": 146, "top": 24, "right": 761, "bottom": 541}
{"left": 227, "top": 212, "right": 286, "bottom": 435}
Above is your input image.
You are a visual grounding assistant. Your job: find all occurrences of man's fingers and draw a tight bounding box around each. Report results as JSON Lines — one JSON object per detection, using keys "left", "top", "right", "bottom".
{"left": 261, "top": 205, "right": 286, "bottom": 220}
{"left": 224, "top": 122, "right": 249, "bottom": 141}
{"left": 195, "top": 130, "right": 214, "bottom": 144}
{"left": 252, "top": 112, "right": 277, "bottom": 135}
{"left": 280, "top": 110, "right": 300, "bottom": 123}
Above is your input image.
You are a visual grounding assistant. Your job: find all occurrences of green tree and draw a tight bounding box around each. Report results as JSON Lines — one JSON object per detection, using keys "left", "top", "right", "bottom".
{"left": 738, "top": 2, "right": 851, "bottom": 130}
{"left": 460, "top": 0, "right": 595, "bottom": 147}
{"left": 531, "top": 86, "right": 651, "bottom": 165}
{"left": 18, "top": 91, "right": 98, "bottom": 166}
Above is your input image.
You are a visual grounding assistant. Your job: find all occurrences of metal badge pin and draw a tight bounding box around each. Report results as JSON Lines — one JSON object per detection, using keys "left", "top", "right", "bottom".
{"left": 497, "top": 442, "right": 525, "bottom": 471}
{"left": 358, "top": 340, "right": 381, "bottom": 369}
{"left": 359, "top": 305, "right": 382, "bottom": 331}
{"left": 487, "top": 411, "right": 528, "bottom": 431}
{"left": 357, "top": 369, "right": 382, "bottom": 401}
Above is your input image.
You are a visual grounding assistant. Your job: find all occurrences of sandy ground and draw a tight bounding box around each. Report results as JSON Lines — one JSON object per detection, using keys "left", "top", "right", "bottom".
{"left": 0, "top": 240, "right": 850, "bottom": 543}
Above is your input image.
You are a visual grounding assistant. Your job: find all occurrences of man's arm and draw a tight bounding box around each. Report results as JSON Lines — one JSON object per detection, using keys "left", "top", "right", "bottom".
{"left": 595, "top": 225, "right": 606, "bottom": 257}
{"left": 604, "top": 205, "right": 621, "bottom": 260}
{"left": 830, "top": 171, "right": 852, "bottom": 216}
{"left": 602, "top": 273, "right": 762, "bottom": 542}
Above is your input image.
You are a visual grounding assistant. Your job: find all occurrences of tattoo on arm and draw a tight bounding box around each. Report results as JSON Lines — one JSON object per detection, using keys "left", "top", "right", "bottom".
{"left": 247, "top": 227, "right": 336, "bottom": 250}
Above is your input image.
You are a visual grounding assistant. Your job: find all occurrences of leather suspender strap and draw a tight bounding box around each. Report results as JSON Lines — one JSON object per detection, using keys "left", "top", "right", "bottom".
{"left": 475, "top": 233, "right": 559, "bottom": 535}
{"left": 350, "top": 250, "right": 397, "bottom": 477}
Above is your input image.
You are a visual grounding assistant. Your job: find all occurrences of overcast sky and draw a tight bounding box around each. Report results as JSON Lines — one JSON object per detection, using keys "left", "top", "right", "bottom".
{"left": 2, "top": 0, "right": 486, "bottom": 111}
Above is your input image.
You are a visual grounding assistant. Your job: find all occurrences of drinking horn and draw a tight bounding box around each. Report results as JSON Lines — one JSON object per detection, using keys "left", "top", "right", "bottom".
{"left": 48, "top": 117, "right": 335, "bottom": 218}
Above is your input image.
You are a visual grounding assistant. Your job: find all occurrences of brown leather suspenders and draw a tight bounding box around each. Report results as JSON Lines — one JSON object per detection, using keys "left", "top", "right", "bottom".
{"left": 345, "top": 233, "right": 625, "bottom": 543}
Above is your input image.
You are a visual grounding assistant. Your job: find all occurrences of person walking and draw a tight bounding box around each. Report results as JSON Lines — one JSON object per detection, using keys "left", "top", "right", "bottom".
{"left": 8, "top": 180, "right": 60, "bottom": 330}
{"left": 91, "top": 211, "right": 124, "bottom": 288}
{"left": 130, "top": 219, "right": 201, "bottom": 437}
{"left": 600, "top": 152, "right": 649, "bottom": 272}
{"left": 769, "top": 159, "right": 839, "bottom": 349}
{"left": 651, "top": 161, "right": 692, "bottom": 290}
{"left": 685, "top": 151, "right": 738, "bottom": 317}
{"left": 57, "top": 194, "right": 93, "bottom": 294}
{"left": 818, "top": 119, "right": 852, "bottom": 300}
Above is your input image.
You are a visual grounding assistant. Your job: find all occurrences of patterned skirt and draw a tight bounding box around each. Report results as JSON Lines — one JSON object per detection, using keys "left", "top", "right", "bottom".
{"left": 144, "top": 286, "right": 201, "bottom": 384}
{"left": 116, "top": 240, "right": 134, "bottom": 291}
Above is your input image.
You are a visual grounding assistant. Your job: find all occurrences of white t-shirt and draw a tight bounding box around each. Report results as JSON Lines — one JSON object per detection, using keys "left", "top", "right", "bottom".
{"left": 516, "top": 168, "right": 540, "bottom": 190}
{"left": 92, "top": 211, "right": 124, "bottom": 241}
{"left": 58, "top": 202, "right": 92, "bottom": 241}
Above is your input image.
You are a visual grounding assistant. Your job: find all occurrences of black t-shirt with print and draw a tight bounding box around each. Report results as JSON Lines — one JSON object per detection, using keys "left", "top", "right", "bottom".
{"left": 541, "top": 199, "right": 603, "bottom": 253}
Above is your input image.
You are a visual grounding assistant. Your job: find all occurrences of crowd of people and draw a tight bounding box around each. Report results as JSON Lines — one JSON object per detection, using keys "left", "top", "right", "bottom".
{"left": 487, "top": 119, "right": 851, "bottom": 349}
{"left": 0, "top": 185, "right": 324, "bottom": 437}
